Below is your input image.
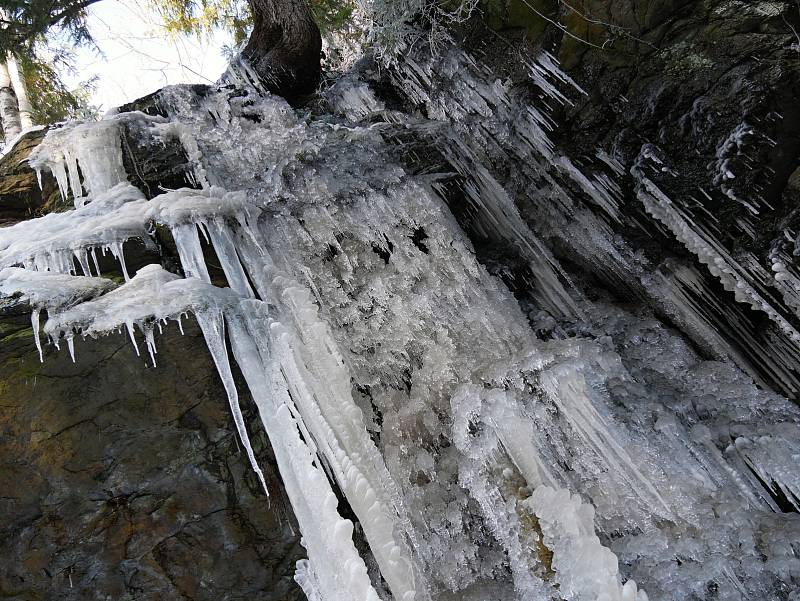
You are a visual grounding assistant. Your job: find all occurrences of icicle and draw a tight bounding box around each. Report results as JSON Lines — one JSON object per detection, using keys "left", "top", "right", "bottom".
{"left": 109, "top": 242, "right": 130, "bottom": 281}
{"left": 195, "top": 308, "right": 268, "bottom": 494}
{"left": 50, "top": 158, "right": 69, "bottom": 202}
{"left": 31, "top": 308, "right": 43, "bottom": 362}
{"left": 144, "top": 325, "right": 158, "bottom": 367}
{"left": 66, "top": 336, "right": 76, "bottom": 363}
{"left": 65, "top": 148, "right": 82, "bottom": 203}
{"left": 89, "top": 247, "right": 101, "bottom": 278}
{"left": 125, "top": 320, "right": 140, "bottom": 356}
{"left": 206, "top": 219, "right": 255, "bottom": 298}
{"left": 74, "top": 249, "right": 93, "bottom": 277}
{"left": 172, "top": 223, "right": 211, "bottom": 282}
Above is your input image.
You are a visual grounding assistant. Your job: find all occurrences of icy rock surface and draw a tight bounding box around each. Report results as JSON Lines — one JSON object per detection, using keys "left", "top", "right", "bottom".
{"left": 2, "top": 50, "right": 799, "bottom": 601}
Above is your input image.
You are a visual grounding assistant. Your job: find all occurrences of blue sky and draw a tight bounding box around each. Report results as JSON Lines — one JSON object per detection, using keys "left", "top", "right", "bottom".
{"left": 64, "top": 0, "right": 234, "bottom": 113}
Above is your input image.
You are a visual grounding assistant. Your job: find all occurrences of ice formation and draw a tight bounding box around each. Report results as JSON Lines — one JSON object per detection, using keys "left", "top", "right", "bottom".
{"left": 2, "top": 45, "right": 800, "bottom": 601}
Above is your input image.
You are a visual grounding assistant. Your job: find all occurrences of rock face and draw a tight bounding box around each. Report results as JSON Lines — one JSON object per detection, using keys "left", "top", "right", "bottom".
{"left": 0, "top": 128, "right": 61, "bottom": 226}
{"left": 0, "top": 314, "right": 304, "bottom": 601}
{"left": 0, "top": 130, "right": 304, "bottom": 601}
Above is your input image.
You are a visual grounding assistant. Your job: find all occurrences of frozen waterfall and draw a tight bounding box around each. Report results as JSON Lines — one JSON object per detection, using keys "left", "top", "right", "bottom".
{"left": 2, "top": 49, "right": 799, "bottom": 601}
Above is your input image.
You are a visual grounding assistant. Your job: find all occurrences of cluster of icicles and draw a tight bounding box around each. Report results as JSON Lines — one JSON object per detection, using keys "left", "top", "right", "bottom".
{"left": 0, "top": 100, "right": 651, "bottom": 601}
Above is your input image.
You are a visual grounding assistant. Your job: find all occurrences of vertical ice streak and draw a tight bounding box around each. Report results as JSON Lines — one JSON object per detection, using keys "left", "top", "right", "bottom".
{"left": 172, "top": 223, "right": 211, "bottom": 282}
{"left": 31, "top": 308, "right": 43, "bottom": 362}
{"left": 195, "top": 307, "right": 268, "bottom": 495}
{"left": 206, "top": 219, "right": 255, "bottom": 298}
{"left": 226, "top": 306, "right": 383, "bottom": 601}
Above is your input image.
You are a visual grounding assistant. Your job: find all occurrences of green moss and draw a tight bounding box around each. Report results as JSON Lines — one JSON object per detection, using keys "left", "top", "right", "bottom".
{"left": 1, "top": 353, "right": 47, "bottom": 383}
{"left": 99, "top": 272, "right": 127, "bottom": 285}
{"left": 1, "top": 325, "right": 35, "bottom": 343}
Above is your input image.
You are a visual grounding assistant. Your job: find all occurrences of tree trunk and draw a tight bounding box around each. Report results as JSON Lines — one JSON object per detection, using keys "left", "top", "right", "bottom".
{"left": 0, "top": 60, "right": 22, "bottom": 142}
{"left": 6, "top": 54, "right": 34, "bottom": 129}
{"left": 243, "top": 0, "right": 322, "bottom": 105}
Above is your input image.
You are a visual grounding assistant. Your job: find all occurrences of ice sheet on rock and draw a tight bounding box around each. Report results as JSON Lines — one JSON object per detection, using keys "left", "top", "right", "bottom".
{"left": 45, "top": 264, "right": 236, "bottom": 340}
{"left": 27, "top": 108, "right": 215, "bottom": 206}
{"left": 0, "top": 183, "right": 148, "bottom": 276}
{"left": 0, "top": 267, "right": 117, "bottom": 361}
{"left": 146, "top": 186, "right": 252, "bottom": 226}
{"left": 28, "top": 118, "right": 128, "bottom": 206}
{"left": 0, "top": 266, "right": 116, "bottom": 309}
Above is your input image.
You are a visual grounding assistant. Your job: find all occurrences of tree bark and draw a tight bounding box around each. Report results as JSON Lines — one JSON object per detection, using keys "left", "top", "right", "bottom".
{"left": 243, "top": 0, "right": 322, "bottom": 105}
{"left": 6, "top": 54, "right": 34, "bottom": 129}
{"left": 0, "top": 60, "right": 22, "bottom": 142}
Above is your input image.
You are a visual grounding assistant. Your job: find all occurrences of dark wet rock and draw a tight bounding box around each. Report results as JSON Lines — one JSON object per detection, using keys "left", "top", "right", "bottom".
{"left": 120, "top": 121, "right": 198, "bottom": 200}
{"left": 0, "top": 128, "right": 61, "bottom": 226}
{"left": 0, "top": 308, "right": 305, "bottom": 601}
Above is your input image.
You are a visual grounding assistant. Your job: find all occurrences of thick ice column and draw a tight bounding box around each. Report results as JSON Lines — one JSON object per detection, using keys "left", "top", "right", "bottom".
{"left": 272, "top": 279, "right": 429, "bottom": 601}
{"left": 451, "top": 384, "right": 558, "bottom": 598}
{"left": 226, "top": 306, "right": 382, "bottom": 601}
{"left": 205, "top": 219, "right": 255, "bottom": 298}
{"left": 451, "top": 382, "right": 648, "bottom": 601}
